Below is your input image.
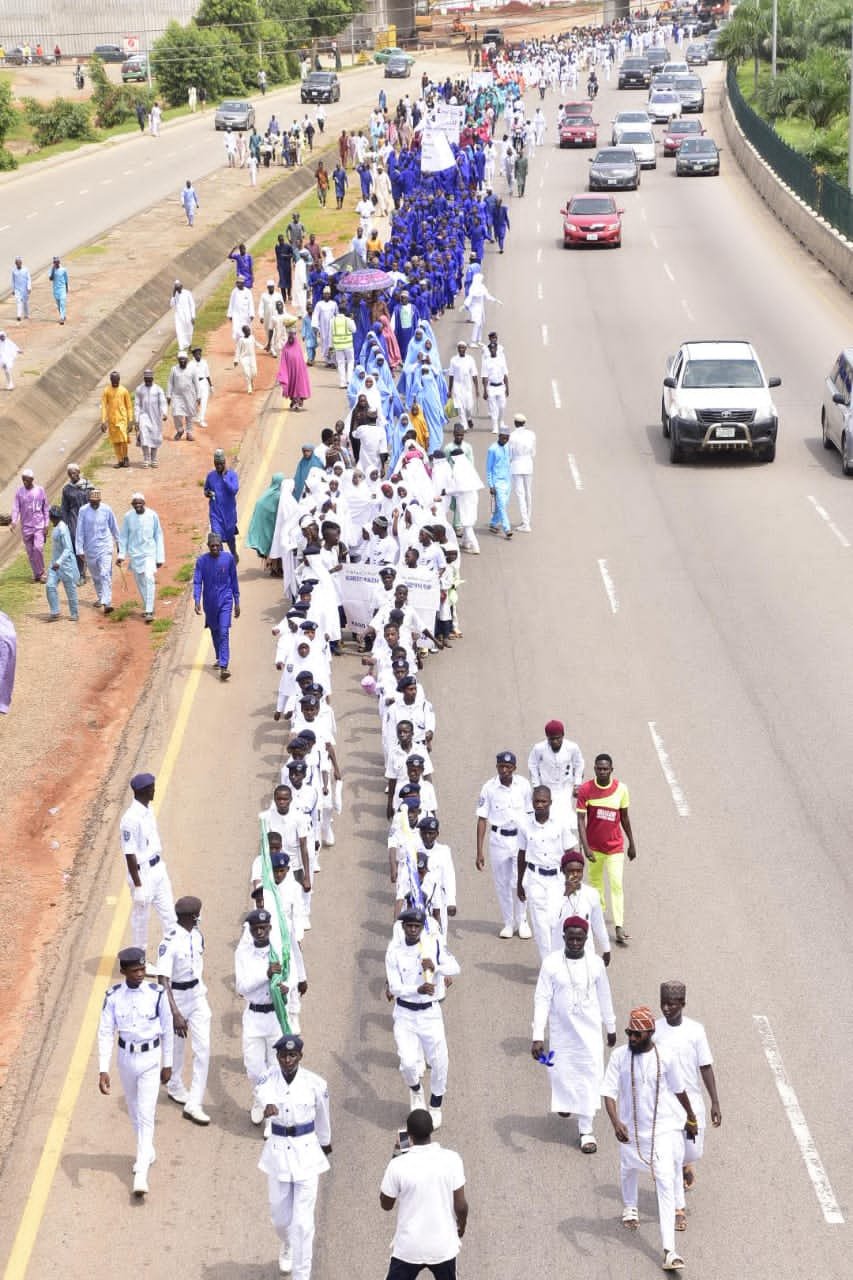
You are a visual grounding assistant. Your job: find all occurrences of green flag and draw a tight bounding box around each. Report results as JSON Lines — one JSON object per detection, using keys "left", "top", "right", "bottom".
{"left": 259, "top": 818, "right": 292, "bottom": 1035}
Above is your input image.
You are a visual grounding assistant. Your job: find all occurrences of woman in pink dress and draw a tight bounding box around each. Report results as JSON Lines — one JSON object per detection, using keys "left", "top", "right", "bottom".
{"left": 276, "top": 326, "right": 312, "bottom": 410}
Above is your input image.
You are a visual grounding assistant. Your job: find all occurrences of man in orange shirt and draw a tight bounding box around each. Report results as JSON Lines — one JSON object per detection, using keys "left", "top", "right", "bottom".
{"left": 576, "top": 753, "right": 637, "bottom": 946}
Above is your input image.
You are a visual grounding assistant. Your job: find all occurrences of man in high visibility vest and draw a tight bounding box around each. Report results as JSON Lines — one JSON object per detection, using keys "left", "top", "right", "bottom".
{"left": 330, "top": 308, "right": 356, "bottom": 389}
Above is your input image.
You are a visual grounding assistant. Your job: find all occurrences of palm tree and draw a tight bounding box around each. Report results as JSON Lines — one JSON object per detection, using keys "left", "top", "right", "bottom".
{"left": 717, "top": 0, "right": 773, "bottom": 95}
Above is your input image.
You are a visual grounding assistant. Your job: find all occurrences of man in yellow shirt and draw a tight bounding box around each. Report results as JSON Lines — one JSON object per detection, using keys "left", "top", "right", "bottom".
{"left": 101, "top": 370, "right": 134, "bottom": 467}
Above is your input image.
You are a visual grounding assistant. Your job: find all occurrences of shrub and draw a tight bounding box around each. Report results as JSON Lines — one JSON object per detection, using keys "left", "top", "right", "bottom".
{"left": 22, "top": 97, "right": 95, "bottom": 147}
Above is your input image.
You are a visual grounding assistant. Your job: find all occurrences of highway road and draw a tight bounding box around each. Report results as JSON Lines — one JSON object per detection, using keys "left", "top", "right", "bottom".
{"left": 2, "top": 57, "right": 853, "bottom": 1280}
{"left": 0, "top": 58, "right": 451, "bottom": 277}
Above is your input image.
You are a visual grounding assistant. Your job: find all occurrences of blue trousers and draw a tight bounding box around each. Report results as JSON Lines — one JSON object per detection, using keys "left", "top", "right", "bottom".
{"left": 490, "top": 481, "right": 511, "bottom": 533}
{"left": 208, "top": 605, "right": 232, "bottom": 667}
{"left": 46, "top": 568, "right": 79, "bottom": 618}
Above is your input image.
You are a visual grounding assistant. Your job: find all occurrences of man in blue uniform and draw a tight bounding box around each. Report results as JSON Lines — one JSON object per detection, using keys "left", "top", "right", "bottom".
{"left": 486, "top": 426, "right": 513, "bottom": 539}
{"left": 204, "top": 448, "right": 240, "bottom": 559}
{"left": 193, "top": 532, "right": 240, "bottom": 680}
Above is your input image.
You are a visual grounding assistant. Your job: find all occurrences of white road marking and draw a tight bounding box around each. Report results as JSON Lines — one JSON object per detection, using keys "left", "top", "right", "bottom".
{"left": 123, "top": 169, "right": 134, "bottom": 176}
{"left": 79, "top": 188, "right": 88, "bottom": 195}
{"left": 536, "top": 282, "right": 543, "bottom": 301}
{"left": 640, "top": 207, "right": 648, "bottom": 222}
{"left": 551, "top": 379, "right": 561, "bottom": 409}
{"left": 25, "top": 211, "right": 38, "bottom": 219}
{"left": 663, "top": 262, "right": 675, "bottom": 282}
{"left": 54, "top": 200, "right": 64, "bottom": 207}
{"left": 650, "top": 232, "right": 659, "bottom": 249}
{"left": 166, "top": 150, "right": 176, "bottom": 158}
{"left": 100, "top": 178, "right": 112, "bottom": 185}
{"left": 647, "top": 721, "right": 690, "bottom": 816}
{"left": 536, "top": 247, "right": 542, "bottom": 264}
{"left": 597, "top": 559, "right": 619, "bottom": 613}
{"left": 568, "top": 453, "right": 583, "bottom": 491}
{"left": 807, "top": 495, "right": 850, "bottom": 548}
{"left": 143, "top": 160, "right": 153, "bottom": 167}
{"left": 539, "top": 176, "right": 544, "bottom": 189}
{"left": 536, "top": 221, "right": 541, "bottom": 233}
{"left": 681, "top": 299, "right": 696, "bottom": 322}
{"left": 536, "top": 197, "right": 542, "bottom": 210}
{"left": 753, "top": 1015, "right": 844, "bottom": 1225}
{"left": 0, "top": 224, "right": 10, "bottom": 232}
{"left": 541, "top": 323, "right": 549, "bottom": 346}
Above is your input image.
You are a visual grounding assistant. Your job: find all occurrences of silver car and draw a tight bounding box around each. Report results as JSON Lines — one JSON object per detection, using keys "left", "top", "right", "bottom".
{"left": 611, "top": 110, "right": 651, "bottom": 144}
{"left": 619, "top": 129, "right": 656, "bottom": 168}
{"left": 588, "top": 146, "right": 641, "bottom": 191}
{"left": 647, "top": 91, "right": 682, "bottom": 123}
{"left": 686, "top": 42, "right": 709, "bottom": 66}
{"left": 673, "top": 74, "right": 705, "bottom": 113}
{"left": 214, "top": 100, "right": 256, "bottom": 131}
{"left": 821, "top": 348, "right": 853, "bottom": 474}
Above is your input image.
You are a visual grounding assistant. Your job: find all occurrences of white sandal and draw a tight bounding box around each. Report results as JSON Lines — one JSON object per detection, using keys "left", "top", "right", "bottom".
{"left": 622, "top": 1206, "right": 639, "bottom": 1229}
{"left": 663, "top": 1250, "right": 685, "bottom": 1271}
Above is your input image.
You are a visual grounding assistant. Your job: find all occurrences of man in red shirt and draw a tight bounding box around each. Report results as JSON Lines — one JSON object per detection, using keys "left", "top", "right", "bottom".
{"left": 576, "top": 753, "right": 637, "bottom": 946}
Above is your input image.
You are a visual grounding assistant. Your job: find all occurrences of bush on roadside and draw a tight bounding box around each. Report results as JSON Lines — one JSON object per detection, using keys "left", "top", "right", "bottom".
{"left": 88, "top": 55, "right": 155, "bottom": 128}
{"left": 153, "top": 20, "right": 252, "bottom": 106}
{"left": 22, "top": 97, "right": 95, "bottom": 148}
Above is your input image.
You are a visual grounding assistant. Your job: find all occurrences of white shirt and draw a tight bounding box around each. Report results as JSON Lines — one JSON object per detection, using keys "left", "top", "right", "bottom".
{"left": 385, "top": 929, "right": 453, "bottom": 1003}
{"left": 97, "top": 979, "right": 174, "bottom": 1071}
{"left": 509, "top": 425, "right": 537, "bottom": 474}
{"left": 549, "top": 883, "right": 609, "bottom": 956}
{"left": 518, "top": 814, "right": 571, "bottom": 870}
{"left": 156, "top": 924, "right": 207, "bottom": 995}
{"left": 354, "top": 421, "right": 388, "bottom": 473}
{"left": 653, "top": 1016, "right": 713, "bottom": 1124}
{"left": 528, "top": 737, "right": 584, "bottom": 794}
{"left": 480, "top": 350, "right": 508, "bottom": 386}
{"left": 476, "top": 774, "right": 532, "bottom": 831}
{"left": 602, "top": 1043, "right": 686, "bottom": 1136}
{"left": 257, "top": 1065, "right": 331, "bottom": 1181}
{"left": 380, "top": 1144, "right": 465, "bottom": 1264}
{"left": 119, "top": 797, "right": 163, "bottom": 868}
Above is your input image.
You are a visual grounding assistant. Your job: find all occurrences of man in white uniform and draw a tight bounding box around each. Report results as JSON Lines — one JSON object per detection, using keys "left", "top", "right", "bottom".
{"left": 156, "top": 895, "right": 211, "bottom": 1125}
{"left": 170, "top": 280, "right": 196, "bottom": 351}
{"left": 235, "top": 908, "right": 288, "bottom": 1126}
{"left": 258, "top": 1035, "right": 332, "bottom": 1278}
{"left": 97, "top": 946, "right": 174, "bottom": 1197}
{"left": 480, "top": 335, "right": 509, "bottom": 434}
{"left": 311, "top": 286, "right": 338, "bottom": 366}
{"left": 655, "top": 980, "right": 721, "bottom": 1219}
{"left": 531, "top": 917, "right": 616, "bottom": 1151}
{"left": 227, "top": 275, "right": 255, "bottom": 346}
{"left": 602, "top": 1006, "right": 698, "bottom": 1272}
{"left": 527, "top": 719, "right": 584, "bottom": 836}
{"left": 476, "top": 750, "right": 532, "bottom": 939}
{"left": 516, "top": 786, "right": 573, "bottom": 959}
{"left": 447, "top": 341, "right": 479, "bottom": 431}
{"left": 508, "top": 411, "right": 536, "bottom": 531}
{"left": 464, "top": 272, "right": 500, "bottom": 347}
{"left": 119, "top": 771, "right": 176, "bottom": 951}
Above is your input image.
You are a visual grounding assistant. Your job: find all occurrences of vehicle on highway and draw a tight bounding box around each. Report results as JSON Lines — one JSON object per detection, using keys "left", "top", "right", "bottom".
{"left": 821, "top": 349, "right": 853, "bottom": 473}
{"left": 5, "top": 44, "right": 55, "bottom": 65}
{"left": 646, "top": 47, "right": 671, "bottom": 73}
{"left": 663, "top": 117, "right": 705, "bottom": 155}
{"left": 673, "top": 73, "right": 705, "bottom": 112}
{"left": 121, "top": 54, "right": 148, "bottom": 82}
{"left": 561, "top": 194, "right": 623, "bottom": 248}
{"left": 611, "top": 109, "right": 652, "bottom": 143}
{"left": 385, "top": 54, "right": 412, "bottom": 78}
{"left": 374, "top": 46, "right": 415, "bottom": 64}
{"left": 214, "top": 99, "right": 256, "bottom": 130}
{"left": 618, "top": 56, "right": 652, "bottom": 89}
{"left": 675, "top": 136, "right": 720, "bottom": 174}
{"left": 92, "top": 44, "right": 124, "bottom": 62}
{"left": 300, "top": 71, "right": 341, "bottom": 102}
{"left": 588, "top": 146, "right": 641, "bottom": 191}
{"left": 647, "top": 90, "right": 682, "bottom": 122}
{"left": 662, "top": 340, "right": 781, "bottom": 463}
{"left": 559, "top": 115, "right": 598, "bottom": 148}
{"left": 820, "top": 349, "right": 853, "bottom": 473}
{"left": 666, "top": 61, "right": 690, "bottom": 76}
{"left": 706, "top": 30, "right": 724, "bottom": 58}
{"left": 619, "top": 128, "right": 656, "bottom": 168}
{"left": 686, "top": 42, "right": 709, "bottom": 65}
{"left": 649, "top": 72, "right": 679, "bottom": 95}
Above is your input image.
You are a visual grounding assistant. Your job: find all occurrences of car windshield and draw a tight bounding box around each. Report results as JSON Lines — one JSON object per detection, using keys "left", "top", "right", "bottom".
{"left": 617, "top": 113, "right": 648, "bottom": 122}
{"left": 671, "top": 120, "right": 701, "bottom": 133}
{"left": 681, "top": 139, "right": 716, "bottom": 154}
{"left": 221, "top": 101, "right": 245, "bottom": 110}
{"left": 622, "top": 59, "right": 647, "bottom": 68}
{"left": 310, "top": 73, "right": 333, "bottom": 81}
{"left": 651, "top": 93, "right": 678, "bottom": 103}
{"left": 565, "top": 116, "right": 594, "bottom": 126}
{"left": 682, "top": 359, "right": 763, "bottom": 388}
{"left": 622, "top": 132, "right": 653, "bottom": 144}
{"left": 570, "top": 198, "right": 615, "bottom": 214}
{"left": 597, "top": 150, "right": 635, "bottom": 163}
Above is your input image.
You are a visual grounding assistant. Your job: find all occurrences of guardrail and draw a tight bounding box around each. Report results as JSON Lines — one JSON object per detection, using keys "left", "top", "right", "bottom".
{"left": 726, "top": 63, "right": 853, "bottom": 242}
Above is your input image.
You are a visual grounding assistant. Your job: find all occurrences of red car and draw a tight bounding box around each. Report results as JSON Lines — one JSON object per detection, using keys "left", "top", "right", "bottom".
{"left": 559, "top": 114, "right": 598, "bottom": 148}
{"left": 560, "top": 194, "right": 623, "bottom": 248}
{"left": 662, "top": 117, "right": 704, "bottom": 156}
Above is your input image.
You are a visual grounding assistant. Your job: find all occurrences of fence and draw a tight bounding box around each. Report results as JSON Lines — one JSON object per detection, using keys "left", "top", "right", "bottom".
{"left": 727, "top": 64, "right": 853, "bottom": 243}
{"left": 1, "top": 2, "right": 200, "bottom": 56}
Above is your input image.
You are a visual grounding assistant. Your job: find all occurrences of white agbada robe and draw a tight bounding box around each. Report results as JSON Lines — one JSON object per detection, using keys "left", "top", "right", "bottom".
{"left": 270, "top": 481, "right": 301, "bottom": 596}
{"left": 311, "top": 298, "right": 338, "bottom": 361}
{"left": 444, "top": 451, "right": 483, "bottom": 533}
{"left": 134, "top": 381, "right": 168, "bottom": 448}
{"left": 448, "top": 352, "right": 479, "bottom": 420}
{"left": 170, "top": 288, "right": 196, "bottom": 350}
{"left": 292, "top": 257, "right": 308, "bottom": 318}
{"left": 532, "top": 949, "right": 615, "bottom": 1117}
{"left": 227, "top": 286, "right": 254, "bottom": 341}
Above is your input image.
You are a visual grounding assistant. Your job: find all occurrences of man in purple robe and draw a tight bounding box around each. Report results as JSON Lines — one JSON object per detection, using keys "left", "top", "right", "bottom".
{"left": 193, "top": 532, "right": 240, "bottom": 681}
{"left": 0, "top": 611, "right": 16, "bottom": 714}
{"left": 10, "top": 468, "right": 49, "bottom": 582}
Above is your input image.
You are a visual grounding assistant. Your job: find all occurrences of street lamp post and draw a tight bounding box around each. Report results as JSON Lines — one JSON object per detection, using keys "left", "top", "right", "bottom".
{"left": 771, "top": 0, "right": 777, "bottom": 78}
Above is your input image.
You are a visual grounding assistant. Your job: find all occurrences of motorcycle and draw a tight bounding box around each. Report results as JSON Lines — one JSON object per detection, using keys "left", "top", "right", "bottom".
{"left": 74, "top": 67, "right": 85, "bottom": 90}
{"left": 587, "top": 75, "right": 598, "bottom": 99}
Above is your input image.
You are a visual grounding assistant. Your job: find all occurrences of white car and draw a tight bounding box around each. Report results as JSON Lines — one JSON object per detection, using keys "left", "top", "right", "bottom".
{"left": 647, "top": 91, "right": 683, "bottom": 123}
{"left": 821, "top": 347, "right": 853, "bottom": 474}
{"left": 619, "top": 129, "right": 656, "bottom": 168}
{"left": 611, "top": 110, "right": 651, "bottom": 143}
{"left": 662, "top": 339, "right": 782, "bottom": 463}
{"left": 666, "top": 61, "right": 690, "bottom": 76}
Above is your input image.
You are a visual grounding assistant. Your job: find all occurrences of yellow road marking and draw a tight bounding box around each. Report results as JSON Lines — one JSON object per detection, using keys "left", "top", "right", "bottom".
{"left": 3, "top": 402, "right": 290, "bottom": 1280}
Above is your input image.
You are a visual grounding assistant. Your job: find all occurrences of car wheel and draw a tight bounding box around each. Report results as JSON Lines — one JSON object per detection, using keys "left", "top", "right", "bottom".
{"left": 669, "top": 426, "right": 684, "bottom": 463}
{"left": 661, "top": 398, "right": 671, "bottom": 437}
{"left": 761, "top": 441, "right": 777, "bottom": 464}
{"left": 614, "top": 237, "right": 622, "bottom": 248}
{"left": 821, "top": 409, "right": 833, "bottom": 450}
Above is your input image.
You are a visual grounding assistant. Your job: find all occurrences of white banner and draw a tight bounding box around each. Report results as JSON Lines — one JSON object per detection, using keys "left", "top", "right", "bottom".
{"left": 420, "top": 129, "right": 457, "bottom": 173}
{"left": 429, "top": 103, "right": 465, "bottom": 141}
{"left": 470, "top": 70, "right": 494, "bottom": 88}
{"left": 340, "top": 565, "right": 440, "bottom": 635}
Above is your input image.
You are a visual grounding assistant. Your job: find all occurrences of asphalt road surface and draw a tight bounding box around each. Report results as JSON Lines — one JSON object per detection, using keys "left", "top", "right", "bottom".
{"left": 2, "top": 61, "right": 853, "bottom": 1280}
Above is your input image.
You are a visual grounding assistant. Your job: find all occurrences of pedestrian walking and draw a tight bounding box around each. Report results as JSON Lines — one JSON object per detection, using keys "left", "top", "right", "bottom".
{"left": 180, "top": 180, "right": 199, "bottom": 226}
{"left": 527, "top": 719, "right": 583, "bottom": 835}
{"left": 576, "top": 753, "right": 637, "bottom": 946}
{"left": 0, "top": 329, "right": 22, "bottom": 389}
{"left": 509, "top": 412, "right": 536, "bottom": 531}
{"left": 191, "top": 346, "right": 213, "bottom": 426}
{"left": 475, "top": 751, "right": 531, "bottom": 937}
{"left": 59, "top": 462, "right": 93, "bottom": 581}
{"left": 516, "top": 786, "right": 573, "bottom": 959}
{"left": 0, "top": 611, "right": 16, "bottom": 714}
{"left": 235, "top": 909, "right": 286, "bottom": 1125}
{"left": 10, "top": 468, "right": 49, "bottom": 582}
{"left": 486, "top": 427, "right": 513, "bottom": 538}
{"left": 379, "top": 1108, "right": 468, "bottom": 1280}
{"left": 277, "top": 325, "right": 311, "bottom": 410}
{"left": 149, "top": 101, "right": 162, "bottom": 136}
{"left": 156, "top": 895, "right": 212, "bottom": 1125}
{"left": 97, "top": 946, "right": 174, "bottom": 1198}
{"left": 45, "top": 505, "right": 80, "bottom": 621}
{"left": 75, "top": 488, "right": 119, "bottom": 612}
{"left": 315, "top": 160, "right": 329, "bottom": 206}
{"left": 480, "top": 334, "right": 508, "bottom": 432}
{"left": 204, "top": 447, "right": 240, "bottom": 556}
{"left": 166, "top": 350, "right": 200, "bottom": 440}
{"left": 531, "top": 917, "right": 616, "bottom": 1151}
{"left": 235, "top": 323, "right": 261, "bottom": 393}
{"left": 193, "top": 533, "right": 240, "bottom": 679}
{"left": 117, "top": 493, "right": 165, "bottom": 622}
{"left": 100, "top": 370, "right": 134, "bottom": 467}
{"left": 170, "top": 279, "right": 196, "bottom": 350}
{"left": 120, "top": 771, "right": 177, "bottom": 949}
{"left": 548, "top": 851, "right": 611, "bottom": 960}
{"left": 11, "top": 256, "right": 31, "bottom": 320}
{"left": 48, "top": 255, "right": 69, "bottom": 324}
{"left": 134, "top": 369, "right": 168, "bottom": 468}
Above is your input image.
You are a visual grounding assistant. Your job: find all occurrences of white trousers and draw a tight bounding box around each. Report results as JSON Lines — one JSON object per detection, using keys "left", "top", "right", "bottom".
{"left": 512, "top": 473, "right": 533, "bottom": 526}
{"left": 461, "top": 525, "right": 480, "bottom": 553}
{"left": 243, "top": 1007, "right": 280, "bottom": 1104}
{"left": 171, "top": 990, "right": 212, "bottom": 1108}
{"left": 490, "top": 837, "right": 527, "bottom": 930}
{"left": 335, "top": 348, "right": 354, "bottom": 388}
{"left": 117, "top": 1044, "right": 161, "bottom": 1173}
{"left": 393, "top": 1003, "right": 449, "bottom": 1099}
{"left": 486, "top": 387, "right": 506, "bottom": 432}
{"left": 269, "top": 1175, "right": 319, "bottom": 1280}
{"left": 523, "top": 869, "right": 562, "bottom": 959}
{"left": 132, "top": 564, "right": 156, "bottom": 614}
{"left": 195, "top": 381, "right": 210, "bottom": 424}
{"left": 675, "top": 1126, "right": 698, "bottom": 1211}
{"left": 129, "top": 860, "right": 176, "bottom": 952}
{"left": 452, "top": 387, "right": 476, "bottom": 422}
{"left": 89, "top": 551, "right": 114, "bottom": 605}
{"left": 619, "top": 1130, "right": 679, "bottom": 1254}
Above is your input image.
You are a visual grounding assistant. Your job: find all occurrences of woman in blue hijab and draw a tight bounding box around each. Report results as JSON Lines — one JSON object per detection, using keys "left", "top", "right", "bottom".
{"left": 292, "top": 445, "right": 324, "bottom": 499}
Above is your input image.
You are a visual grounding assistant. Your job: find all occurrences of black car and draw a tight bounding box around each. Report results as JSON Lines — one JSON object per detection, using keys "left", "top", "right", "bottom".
{"left": 92, "top": 44, "right": 124, "bottom": 62}
{"left": 618, "top": 56, "right": 651, "bottom": 89}
{"left": 589, "top": 146, "right": 641, "bottom": 191}
{"left": 301, "top": 71, "right": 340, "bottom": 103}
{"left": 646, "top": 47, "right": 670, "bottom": 73}
{"left": 385, "top": 55, "right": 411, "bottom": 78}
{"left": 483, "top": 27, "right": 504, "bottom": 47}
{"left": 675, "top": 137, "right": 720, "bottom": 176}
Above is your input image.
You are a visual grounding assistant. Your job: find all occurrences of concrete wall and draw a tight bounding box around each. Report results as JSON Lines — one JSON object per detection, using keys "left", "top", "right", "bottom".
{"left": 1, "top": 3, "right": 200, "bottom": 55}
{"left": 722, "top": 90, "right": 853, "bottom": 296}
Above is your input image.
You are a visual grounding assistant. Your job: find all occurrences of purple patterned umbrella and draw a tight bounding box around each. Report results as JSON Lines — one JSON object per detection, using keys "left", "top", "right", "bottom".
{"left": 337, "top": 268, "right": 396, "bottom": 293}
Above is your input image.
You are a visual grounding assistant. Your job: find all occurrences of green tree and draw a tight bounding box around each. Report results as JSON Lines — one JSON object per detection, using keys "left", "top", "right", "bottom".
{"left": 773, "top": 46, "right": 849, "bottom": 127}
{"left": 88, "top": 55, "right": 154, "bottom": 127}
{"left": 305, "top": 0, "right": 362, "bottom": 40}
{"left": 197, "top": 0, "right": 262, "bottom": 45}
{"left": 23, "top": 97, "right": 94, "bottom": 147}
{"left": 0, "top": 79, "right": 18, "bottom": 170}
{"left": 717, "top": 0, "right": 772, "bottom": 95}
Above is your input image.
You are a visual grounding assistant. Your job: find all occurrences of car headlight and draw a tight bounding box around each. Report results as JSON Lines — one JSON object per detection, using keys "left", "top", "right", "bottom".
{"left": 565, "top": 223, "right": 578, "bottom": 231}
{"left": 675, "top": 404, "right": 697, "bottom": 421}
{"left": 607, "top": 222, "right": 619, "bottom": 230}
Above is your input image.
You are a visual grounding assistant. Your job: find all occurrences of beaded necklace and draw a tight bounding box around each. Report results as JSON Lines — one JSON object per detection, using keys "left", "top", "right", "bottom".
{"left": 629, "top": 1043, "right": 661, "bottom": 1183}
